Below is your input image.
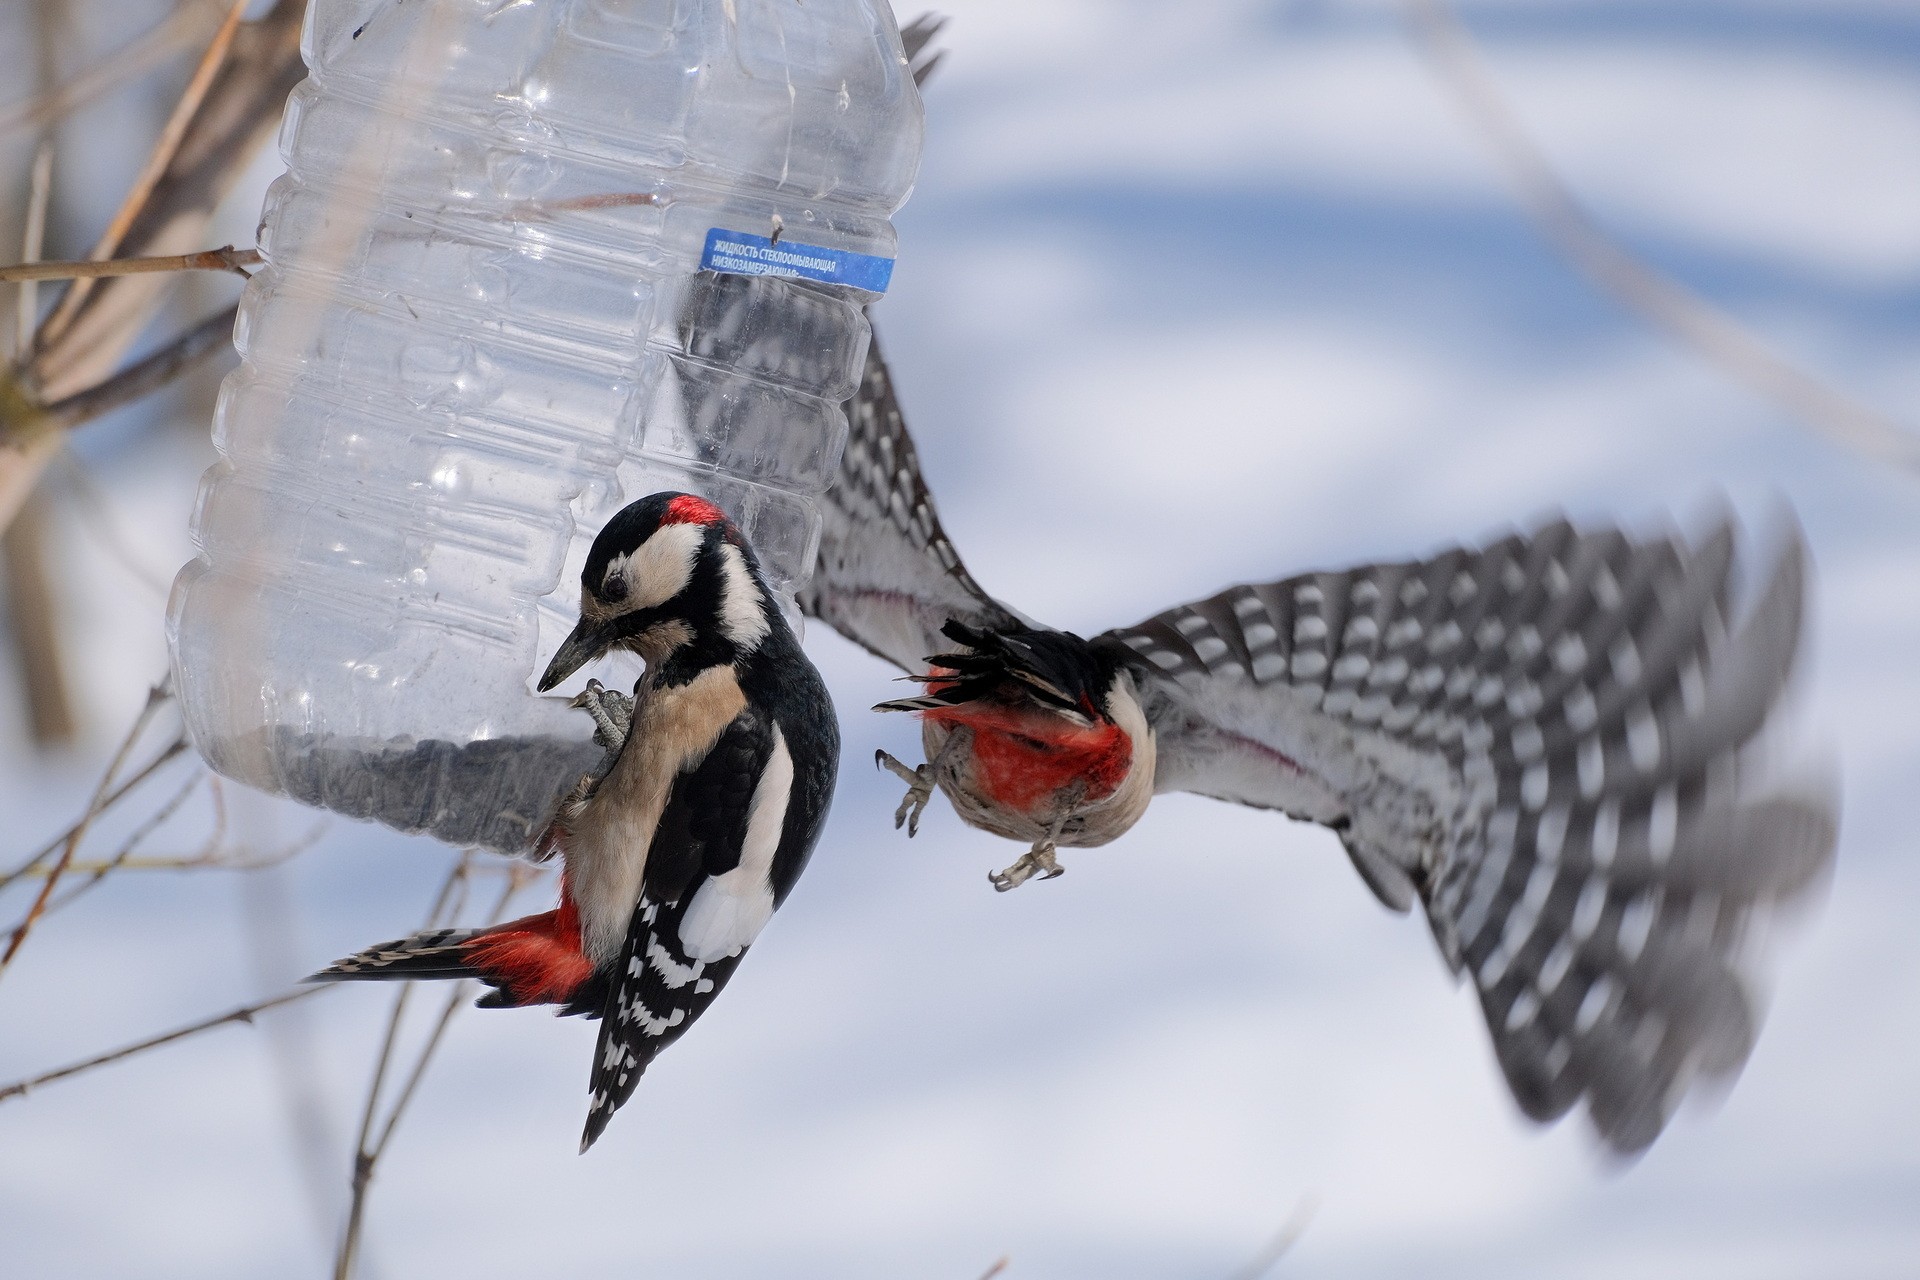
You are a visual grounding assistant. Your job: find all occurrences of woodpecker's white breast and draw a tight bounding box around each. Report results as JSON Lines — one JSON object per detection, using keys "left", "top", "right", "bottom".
{"left": 567, "top": 665, "right": 747, "bottom": 964}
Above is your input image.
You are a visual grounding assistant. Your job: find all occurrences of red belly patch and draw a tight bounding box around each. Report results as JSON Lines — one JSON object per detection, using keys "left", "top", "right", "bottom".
{"left": 463, "top": 895, "right": 595, "bottom": 1006}
{"left": 924, "top": 700, "right": 1133, "bottom": 817}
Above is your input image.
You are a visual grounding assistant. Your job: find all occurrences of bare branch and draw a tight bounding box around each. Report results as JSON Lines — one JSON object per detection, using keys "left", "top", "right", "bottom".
{"left": 515, "top": 191, "right": 660, "bottom": 217}
{"left": 1401, "top": 0, "right": 1920, "bottom": 474}
{"left": 28, "top": 0, "right": 304, "bottom": 402}
{"left": 0, "top": 245, "right": 259, "bottom": 284}
{"left": 335, "top": 858, "right": 539, "bottom": 1280}
{"left": 13, "top": 143, "right": 54, "bottom": 364}
{"left": 3, "top": 0, "right": 306, "bottom": 535}
{"left": 36, "top": 0, "right": 251, "bottom": 351}
{"left": 10, "top": 771, "right": 203, "bottom": 925}
{"left": 0, "top": 735, "right": 190, "bottom": 894}
{"left": 0, "top": 682, "right": 173, "bottom": 979}
{"left": 0, "top": 985, "right": 329, "bottom": 1104}
{"left": 0, "top": 1, "right": 228, "bottom": 142}
{"left": 32, "top": 302, "right": 238, "bottom": 434}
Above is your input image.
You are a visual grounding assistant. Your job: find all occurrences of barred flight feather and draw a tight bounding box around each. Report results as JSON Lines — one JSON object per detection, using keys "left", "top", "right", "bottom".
{"left": 1101, "top": 518, "right": 1832, "bottom": 1152}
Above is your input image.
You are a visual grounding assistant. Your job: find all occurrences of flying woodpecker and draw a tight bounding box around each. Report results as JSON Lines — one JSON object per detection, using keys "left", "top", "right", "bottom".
{"left": 800, "top": 334, "right": 1836, "bottom": 1153}
{"left": 315, "top": 492, "right": 839, "bottom": 1152}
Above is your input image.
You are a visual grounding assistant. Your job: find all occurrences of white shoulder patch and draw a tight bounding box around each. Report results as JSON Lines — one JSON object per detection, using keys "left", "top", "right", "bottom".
{"left": 679, "top": 725, "right": 793, "bottom": 962}
{"left": 716, "top": 543, "right": 772, "bottom": 650}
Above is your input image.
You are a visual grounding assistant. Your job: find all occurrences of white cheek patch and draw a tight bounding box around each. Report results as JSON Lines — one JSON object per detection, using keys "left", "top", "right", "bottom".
{"left": 606, "top": 521, "right": 704, "bottom": 612}
{"left": 679, "top": 726, "right": 793, "bottom": 962}
{"left": 716, "top": 543, "right": 771, "bottom": 650}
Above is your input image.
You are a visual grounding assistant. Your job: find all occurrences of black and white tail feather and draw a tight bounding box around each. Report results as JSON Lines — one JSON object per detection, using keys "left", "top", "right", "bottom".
{"left": 803, "top": 314, "right": 1836, "bottom": 1149}
{"left": 312, "top": 929, "right": 483, "bottom": 981}
{"left": 582, "top": 892, "right": 750, "bottom": 1151}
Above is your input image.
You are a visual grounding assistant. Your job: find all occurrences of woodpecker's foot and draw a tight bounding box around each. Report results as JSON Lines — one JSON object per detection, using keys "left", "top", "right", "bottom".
{"left": 875, "top": 749, "right": 940, "bottom": 836}
{"left": 988, "top": 842, "right": 1065, "bottom": 893}
{"left": 570, "top": 679, "right": 633, "bottom": 755}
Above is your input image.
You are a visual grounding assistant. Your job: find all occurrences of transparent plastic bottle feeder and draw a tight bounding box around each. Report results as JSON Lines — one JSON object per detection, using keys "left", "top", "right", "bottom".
{"left": 167, "top": 0, "right": 923, "bottom": 853}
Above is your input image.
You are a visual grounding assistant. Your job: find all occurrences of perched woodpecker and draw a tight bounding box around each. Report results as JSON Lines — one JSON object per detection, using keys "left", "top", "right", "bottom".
{"left": 801, "top": 334, "right": 1836, "bottom": 1152}
{"left": 314, "top": 492, "right": 839, "bottom": 1151}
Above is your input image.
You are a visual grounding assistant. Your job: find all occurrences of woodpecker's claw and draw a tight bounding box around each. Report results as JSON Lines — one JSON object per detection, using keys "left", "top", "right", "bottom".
{"left": 875, "top": 749, "right": 936, "bottom": 836}
{"left": 570, "top": 678, "right": 633, "bottom": 755}
{"left": 989, "top": 843, "right": 1065, "bottom": 893}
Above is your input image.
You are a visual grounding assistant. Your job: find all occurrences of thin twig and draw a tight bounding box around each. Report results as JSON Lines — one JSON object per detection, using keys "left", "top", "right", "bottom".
{"left": 32, "top": 302, "right": 238, "bottom": 434}
{"left": 13, "top": 780, "right": 312, "bottom": 926}
{"left": 15, "top": 769, "right": 203, "bottom": 925}
{"left": 0, "top": 1, "right": 227, "bottom": 142}
{"left": 1224, "top": 1194, "right": 1320, "bottom": 1280}
{"left": 12, "top": 843, "right": 333, "bottom": 878}
{"left": 0, "top": 985, "right": 328, "bottom": 1104}
{"left": 4, "top": 1, "right": 303, "bottom": 536}
{"left": 2, "top": 0, "right": 74, "bottom": 746}
{"left": 334, "top": 851, "right": 477, "bottom": 1280}
{"left": 0, "top": 682, "right": 172, "bottom": 978}
{"left": 36, "top": 0, "right": 251, "bottom": 351}
{"left": 0, "top": 245, "right": 259, "bottom": 284}
{"left": 335, "top": 858, "right": 538, "bottom": 1280}
{"left": 1401, "top": 0, "right": 1920, "bottom": 474}
{"left": 14, "top": 142, "right": 54, "bottom": 363}
{"left": 370, "top": 869, "right": 534, "bottom": 1159}
{"left": 0, "top": 735, "right": 189, "bottom": 894}
{"left": 973, "top": 1258, "right": 1011, "bottom": 1280}
{"left": 514, "top": 191, "right": 660, "bottom": 217}
{"left": 239, "top": 820, "right": 346, "bottom": 1256}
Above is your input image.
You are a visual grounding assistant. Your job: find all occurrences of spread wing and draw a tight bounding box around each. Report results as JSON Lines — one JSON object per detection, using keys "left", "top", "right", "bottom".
{"left": 800, "top": 330, "right": 1025, "bottom": 671}
{"left": 1097, "top": 518, "right": 1835, "bottom": 1150}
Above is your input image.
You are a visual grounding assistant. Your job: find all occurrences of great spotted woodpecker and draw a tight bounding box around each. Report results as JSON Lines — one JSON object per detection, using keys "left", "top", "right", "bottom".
{"left": 314, "top": 492, "right": 838, "bottom": 1152}
{"left": 800, "top": 334, "right": 1836, "bottom": 1153}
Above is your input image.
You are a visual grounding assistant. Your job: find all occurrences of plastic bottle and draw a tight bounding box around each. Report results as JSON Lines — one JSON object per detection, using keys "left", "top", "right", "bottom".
{"left": 167, "top": 0, "right": 923, "bottom": 853}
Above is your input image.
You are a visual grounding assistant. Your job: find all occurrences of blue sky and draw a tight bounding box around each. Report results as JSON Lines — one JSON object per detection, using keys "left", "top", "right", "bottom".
{"left": 3, "top": 2, "right": 1918, "bottom": 1276}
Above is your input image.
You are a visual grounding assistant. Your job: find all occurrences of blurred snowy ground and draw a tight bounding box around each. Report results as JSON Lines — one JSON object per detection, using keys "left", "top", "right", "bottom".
{"left": 3, "top": 1, "right": 1919, "bottom": 1276}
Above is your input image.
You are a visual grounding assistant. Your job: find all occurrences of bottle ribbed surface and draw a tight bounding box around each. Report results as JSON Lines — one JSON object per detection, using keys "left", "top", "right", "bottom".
{"left": 168, "top": 0, "right": 923, "bottom": 851}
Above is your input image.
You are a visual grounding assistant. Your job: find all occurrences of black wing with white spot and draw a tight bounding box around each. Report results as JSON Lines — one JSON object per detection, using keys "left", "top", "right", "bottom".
{"left": 801, "top": 331, "right": 1025, "bottom": 672}
{"left": 1098, "top": 518, "right": 1835, "bottom": 1151}
{"left": 579, "top": 707, "right": 772, "bottom": 1151}
{"left": 582, "top": 891, "right": 750, "bottom": 1152}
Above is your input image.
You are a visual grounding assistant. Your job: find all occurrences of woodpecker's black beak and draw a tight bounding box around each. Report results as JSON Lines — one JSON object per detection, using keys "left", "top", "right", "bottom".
{"left": 538, "top": 619, "right": 617, "bottom": 692}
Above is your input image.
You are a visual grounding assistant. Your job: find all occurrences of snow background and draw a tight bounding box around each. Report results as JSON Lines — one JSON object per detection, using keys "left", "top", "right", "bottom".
{"left": 2, "top": 1, "right": 1918, "bottom": 1276}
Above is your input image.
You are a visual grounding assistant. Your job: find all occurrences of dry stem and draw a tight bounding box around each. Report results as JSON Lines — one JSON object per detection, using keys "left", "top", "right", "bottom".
{"left": 333, "top": 857, "right": 539, "bottom": 1280}
{"left": 13, "top": 142, "right": 54, "bottom": 363}
{"left": 0, "top": 681, "right": 172, "bottom": 978}
{"left": 0, "top": 245, "right": 259, "bottom": 284}
{"left": 0, "top": 985, "right": 329, "bottom": 1104}
{"left": 1402, "top": 0, "right": 1920, "bottom": 473}
{"left": 36, "top": 0, "right": 250, "bottom": 350}
{"left": 33, "top": 301, "right": 238, "bottom": 433}
{"left": 0, "top": 1, "right": 229, "bottom": 142}
{"left": 0, "top": 735, "right": 189, "bottom": 893}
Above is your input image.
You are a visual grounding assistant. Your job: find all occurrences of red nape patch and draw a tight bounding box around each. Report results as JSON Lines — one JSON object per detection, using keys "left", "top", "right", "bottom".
{"left": 923, "top": 701, "right": 1134, "bottom": 817}
{"left": 662, "top": 493, "right": 726, "bottom": 527}
{"left": 462, "top": 897, "right": 594, "bottom": 1007}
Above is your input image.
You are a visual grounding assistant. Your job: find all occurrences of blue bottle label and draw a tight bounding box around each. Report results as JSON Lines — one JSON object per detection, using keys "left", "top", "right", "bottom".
{"left": 700, "top": 228, "right": 895, "bottom": 293}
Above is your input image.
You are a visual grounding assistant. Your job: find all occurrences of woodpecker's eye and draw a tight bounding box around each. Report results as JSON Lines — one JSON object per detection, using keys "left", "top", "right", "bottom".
{"left": 602, "top": 572, "right": 629, "bottom": 603}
